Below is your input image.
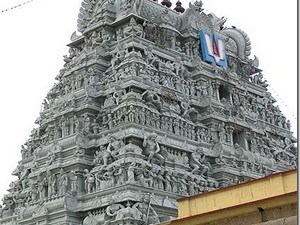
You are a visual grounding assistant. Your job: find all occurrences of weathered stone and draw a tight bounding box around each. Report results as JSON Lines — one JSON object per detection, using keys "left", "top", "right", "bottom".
{"left": 0, "top": 0, "right": 296, "bottom": 224}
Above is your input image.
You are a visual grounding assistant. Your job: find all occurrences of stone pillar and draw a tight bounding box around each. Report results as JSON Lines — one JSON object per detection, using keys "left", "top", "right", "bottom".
{"left": 227, "top": 126, "right": 235, "bottom": 146}
{"left": 214, "top": 81, "right": 221, "bottom": 101}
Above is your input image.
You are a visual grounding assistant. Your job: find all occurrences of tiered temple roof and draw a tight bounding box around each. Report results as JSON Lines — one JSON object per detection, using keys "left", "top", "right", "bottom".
{"left": 0, "top": 1, "right": 296, "bottom": 225}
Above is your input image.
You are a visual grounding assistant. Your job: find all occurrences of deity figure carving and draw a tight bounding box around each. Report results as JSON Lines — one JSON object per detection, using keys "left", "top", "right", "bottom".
{"left": 178, "top": 174, "right": 189, "bottom": 195}
{"left": 175, "top": 152, "right": 189, "bottom": 166}
{"left": 104, "top": 201, "right": 125, "bottom": 224}
{"left": 173, "top": 57, "right": 184, "bottom": 76}
{"left": 47, "top": 170, "right": 57, "bottom": 197}
{"left": 104, "top": 94, "right": 116, "bottom": 107}
{"left": 82, "top": 114, "right": 92, "bottom": 134}
{"left": 121, "top": 202, "right": 143, "bottom": 220}
{"left": 73, "top": 115, "right": 81, "bottom": 133}
{"left": 142, "top": 133, "right": 165, "bottom": 165}
{"left": 106, "top": 135, "right": 124, "bottom": 158}
{"left": 90, "top": 31, "right": 103, "bottom": 50}
{"left": 143, "top": 45, "right": 158, "bottom": 66}
{"left": 143, "top": 165, "right": 156, "bottom": 187}
{"left": 186, "top": 176, "right": 197, "bottom": 196}
{"left": 102, "top": 166, "right": 116, "bottom": 189}
{"left": 251, "top": 72, "right": 268, "bottom": 87}
{"left": 127, "top": 105, "right": 135, "bottom": 122}
{"left": 1, "top": 195, "right": 15, "bottom": 217}
{"left": 116, "top": 27, "right": 124, "bottom": 41}
{"left": 94, "top": 168, "right": 105, "bottom": 191}
{"left": 29, "top": 182, "right": 38, "bottom": 202}
{"left": 132, "top": 194, "right": 160, "bottom": 224}
{"left": 61, "top": 116, "right": 71, "bottom": 137}
{"left": 75, "top": 72, "right": 84, "bottom": 90}
{"left": 156, "top": 169, "right": 165, "bottom": 190}
{"left": 123, "top": 17, "right": 143, "bottom": 37}
{"left": 189, "top": 148, "right": 210, "bottom": 175}
{"left": 70, "top": 171, "right": 78, "bottom": 195}
{"left": 58, "top": 169, "right": 68, "bottom": 196}
{"left": 16, "top": 164, "right": 30, "bottom": 191}
{"left": 133, "top": 164, "right": 145, "bottom": 187}
{"left": 93, "top": 149, "right": 103, "bottom": 166}
{"left": 91, "top": 118, "right": 100, "bottom": 134}
{"left": 37, "top": 173, "right": 47, "bottom": 200}
{"left": 171, "top": 171, "right": 180, "bottom": 193}
{"left": 217, "top": 122, "right": 227, "bottom": 143}
{"left": 180, "top": 101, "right": 197, "bottom": 121}
{"left": 46, "top": 148, "right": 55, "bottom": 166}
{"left": 114, "top": 165, "right": 126, "bottom": 185}
{"left": 86, "top": 67, "right": 100, "bottom": 86}
{"left": 104, "top": 113, "right": 114, "bottom": 129}
{"left": 20, "top": 145, "right": 29, "bottom": 159}
{"left": 142, "top": 88, "right": 162, "bottom": 111}
{"left": 127, "top": 161, "right": 137, "bottom": 184}
{"left": 109, "top": 44, "right": 127, "bottom": 69}
{"left": 164, "top": 170, "right": 173, "bottom": 192}
{"left": 113, "top": 88, "right": 126, "bottom": 106}
{"left": 84, "top": 169, "right": 95, "bottom": 194}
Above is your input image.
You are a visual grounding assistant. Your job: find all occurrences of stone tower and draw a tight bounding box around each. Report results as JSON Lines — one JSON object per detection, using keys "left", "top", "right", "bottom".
{"left": 0, "top": 0, "right": 297, "bottom": 224}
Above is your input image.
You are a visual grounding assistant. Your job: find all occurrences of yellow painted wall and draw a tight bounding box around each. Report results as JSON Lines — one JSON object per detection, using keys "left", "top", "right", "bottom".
{"left": 178, "top": 170, "right": 297, "bottom": 218}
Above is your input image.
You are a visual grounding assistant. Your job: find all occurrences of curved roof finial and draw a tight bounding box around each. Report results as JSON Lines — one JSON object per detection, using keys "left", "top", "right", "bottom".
{"left": 174, "top": 0, "right": 185, "bottom": 13}
{"left": 161, "top": 0, "right": 172, "bottom": 8}
{"left": 195, "top": 0, "right": 203, "bottom": 7}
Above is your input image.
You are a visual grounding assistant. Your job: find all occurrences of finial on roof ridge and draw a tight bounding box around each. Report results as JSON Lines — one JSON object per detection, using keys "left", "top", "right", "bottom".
{"left": 195, "top": 0, "right": 203, "bottom": 7}
{"left": 174, "top": 0, "right": 185, "bottom": 13}
{"left": 161, "top": 0, "right": 172, "bottom": 8}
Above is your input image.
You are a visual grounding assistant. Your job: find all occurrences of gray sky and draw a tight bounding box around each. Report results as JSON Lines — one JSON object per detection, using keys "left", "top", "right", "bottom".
{"left": 0, "top": 0, "right": 297, "bottom": 200}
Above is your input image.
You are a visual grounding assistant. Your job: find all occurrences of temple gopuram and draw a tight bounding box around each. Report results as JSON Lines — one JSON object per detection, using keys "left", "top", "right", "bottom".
{"left": 0, "top": 0, "right": 297, "bottom": 225}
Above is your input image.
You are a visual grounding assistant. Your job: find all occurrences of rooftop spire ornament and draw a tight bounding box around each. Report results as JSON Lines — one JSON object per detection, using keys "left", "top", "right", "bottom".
{"left": 174, "top": 0, "right": 185, "bottom": 13}
{"left": 161, "top": 0, "right": 172, "bottom": 8}
{"left": 195, "top": 0, "right": 203, "bottom": 7}
{"left": 193, "top": 0, "right": 204, "bottom": 12}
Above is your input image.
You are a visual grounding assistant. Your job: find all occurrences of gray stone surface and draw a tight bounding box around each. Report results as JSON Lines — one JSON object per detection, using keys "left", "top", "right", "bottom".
{"left": 0, "top": 0, "right": 297, "bottom": 224}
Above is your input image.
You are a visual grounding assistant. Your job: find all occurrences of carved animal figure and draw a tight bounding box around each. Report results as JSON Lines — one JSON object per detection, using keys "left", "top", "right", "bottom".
{"left": 233, "top": 143, "right": 256, "bottom": 163}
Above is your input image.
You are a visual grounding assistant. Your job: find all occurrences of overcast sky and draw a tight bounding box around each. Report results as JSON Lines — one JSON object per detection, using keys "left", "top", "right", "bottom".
{"left": 0, "top": 0, "right": 297, "bottom": 200}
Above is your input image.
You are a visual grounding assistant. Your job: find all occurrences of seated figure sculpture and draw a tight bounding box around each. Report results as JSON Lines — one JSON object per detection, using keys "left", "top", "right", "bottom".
{"left": 189, "top": 147, "right": 210, "bottom": 176}
{"left": 104, "top": 201, "right": 125, "bottom": 225}
{"left": 132, "top": 194, "right": 160, "bottom": 224}
{"left": 123, "top": 17, "right": 143, "bottom": 37}
{"left": 142, "top": 132, "right": 165, "bottom": 165}
{"left": 106, "top": 135, "right": 124, "bottom": 159}
{"left": 142, "top": 88, "right": 162, "bottom": 111}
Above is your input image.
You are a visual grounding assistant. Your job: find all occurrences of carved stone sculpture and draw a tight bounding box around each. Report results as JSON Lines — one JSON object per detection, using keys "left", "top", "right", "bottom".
{"left": 142, "top": 133, "right": 165, "bottom": 165}
{"left": 0, "top": 1, "right": 296, "bottom": 224}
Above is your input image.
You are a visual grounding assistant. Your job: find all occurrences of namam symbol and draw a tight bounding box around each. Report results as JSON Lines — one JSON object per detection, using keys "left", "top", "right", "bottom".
{"left": 199, "top": 29, "right": 228, "bottom": 68}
